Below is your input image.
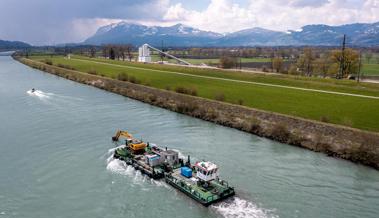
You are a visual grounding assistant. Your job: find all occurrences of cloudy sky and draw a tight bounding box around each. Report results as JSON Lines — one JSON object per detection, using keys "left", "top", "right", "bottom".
{"left": 0, "top": 0, "right": 378, "bottom": 45}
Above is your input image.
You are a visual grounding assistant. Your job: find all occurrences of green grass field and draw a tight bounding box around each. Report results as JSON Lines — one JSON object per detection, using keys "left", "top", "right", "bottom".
{"left": 159, "top": 54, "right": 379, "bottom": 76}
{"left": 29, "top": 55, "right": 379, "bottom": 132}
{"left": 149, "top": 55, "right": 274, "bottom": 65}
{"left": 362, "top": 63, "right": 379, "bottom": 76}
{"left": 126, "top": 52, "right": 379, "bottom": 75}
{"left": 362, "top": 54, "right": 379, "bottom": 76}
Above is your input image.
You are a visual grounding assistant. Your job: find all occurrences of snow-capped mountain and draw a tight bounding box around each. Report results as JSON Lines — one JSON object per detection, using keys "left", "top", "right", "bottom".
{"left": 85, "top": 22, "right": 222, "bottom": 46}
{"left": 84, "top": 21, "right": 379, "bottom": 46}
{"left": 287, "top": 22, "right": 379, "bottom": 46}
{"left": 216, "top": 27, "right": 295, "bottom": 46}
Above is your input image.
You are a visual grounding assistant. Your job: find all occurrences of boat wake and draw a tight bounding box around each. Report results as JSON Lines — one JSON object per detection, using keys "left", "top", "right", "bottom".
{"left": 27, "top": 89, "right": 52, "bottom": 99}
{"left": 212, "top": 197, "right": 279, "bottom": 218}
{"left": 106, "top": 149, "right": 169, "bottom": 188}
{"left": 26, "top": 89, "right": 83, "bottom": 104}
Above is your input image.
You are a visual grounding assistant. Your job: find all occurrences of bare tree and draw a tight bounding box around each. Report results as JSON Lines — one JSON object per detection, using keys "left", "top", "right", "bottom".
{"left": 331, "top": 48, "right": 359, "bottom": 77}
{"left": 102, "top": 46, "right": 108, "bottom": 58}
{"left": 89, "top": 47, "right": 96, "bottom": 58}
{"left": 314, "top": 53, "right": 332, "bottom": 78}
{"left": 272, "top": 57, "right": 284, "bottom": 73}
{"left": 109, "top": 47, "right": 115, "bottom": 60}
{"left": 126, "top": 44, "right": 133, "bottom": 61}
{"left": 219, "top": 56, "right": 237, "bottom": 69}
{"left": 303, "top": 48, "right": 315, "bottom": 76}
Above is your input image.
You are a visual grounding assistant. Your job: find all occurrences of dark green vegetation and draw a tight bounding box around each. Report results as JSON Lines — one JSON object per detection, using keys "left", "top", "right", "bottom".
{"left": 0, "top": 39, "right": 30, "bottom": 50}
{"left": 29, "top": 55, "right": 379, "bottom": 132}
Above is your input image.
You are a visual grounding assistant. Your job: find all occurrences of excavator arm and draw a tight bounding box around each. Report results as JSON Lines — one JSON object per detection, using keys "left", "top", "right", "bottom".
{"left": 112, "top": 130, "right": 133, "bottom": 142}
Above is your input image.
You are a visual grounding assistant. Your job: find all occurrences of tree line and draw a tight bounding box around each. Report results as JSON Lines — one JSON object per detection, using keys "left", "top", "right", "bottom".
{"left": 100, "top": 44, "right": 134, "bottom": 61}
{"left": 218, "top": 47, "right": 374, "bottom": 79}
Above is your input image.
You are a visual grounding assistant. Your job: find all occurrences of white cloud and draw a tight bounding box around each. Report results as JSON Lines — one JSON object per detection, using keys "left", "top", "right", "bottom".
{"left": 162, "top": 0, "right": 379, "bottom": 33}
{"left": 0, "top": 0, "right": 170, "bottom": 45}
{"left": 164, "top": 0, "right": 255, "bottom": 33}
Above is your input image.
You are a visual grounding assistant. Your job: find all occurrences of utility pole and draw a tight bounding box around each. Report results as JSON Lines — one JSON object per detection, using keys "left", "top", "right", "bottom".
{"left": 357, "top": 51, "right": 362, "bottom": 83}
{"left": 161, "top": 40, "right": 164, "bottom": 63}
{"left": 338, "top": 34, "right": 346, "bottom": 79}
{"left": 238, "top": 49, "right": 242, "bottom": 70}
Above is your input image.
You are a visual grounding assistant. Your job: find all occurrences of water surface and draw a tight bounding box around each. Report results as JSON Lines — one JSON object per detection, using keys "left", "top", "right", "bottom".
{"left": 1, "top": 56, "right": 378, "bottom": 218}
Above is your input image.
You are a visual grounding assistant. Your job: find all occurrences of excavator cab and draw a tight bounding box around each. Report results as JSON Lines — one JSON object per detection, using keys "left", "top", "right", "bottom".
{"left": 127, "top": 139, "right": 147, "bottom": 154}
{"left": 112, "top": 130, "right": 147, "bottom": 154}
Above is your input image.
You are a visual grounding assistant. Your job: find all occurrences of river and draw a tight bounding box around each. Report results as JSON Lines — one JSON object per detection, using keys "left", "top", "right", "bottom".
{"left": 1, "top": 55, "right": 378, "bottom": 218}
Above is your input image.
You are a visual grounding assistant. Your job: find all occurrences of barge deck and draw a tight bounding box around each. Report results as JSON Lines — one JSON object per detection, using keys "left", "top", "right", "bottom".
{"left": 111, "top": 130, "right": 235, "bottom": 206}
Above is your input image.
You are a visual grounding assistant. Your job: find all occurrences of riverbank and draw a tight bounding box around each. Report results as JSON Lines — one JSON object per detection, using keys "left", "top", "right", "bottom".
{"left": 15, "top": 56, "right": 379, "bottom": 169}
{"left": 29, "top": 55, "right": 379, "bottom": 132}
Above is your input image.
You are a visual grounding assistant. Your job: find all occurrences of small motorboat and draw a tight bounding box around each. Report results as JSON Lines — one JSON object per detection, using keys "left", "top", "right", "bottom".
{"left": 31, "top": 88, "right": 35, "bottom": 93}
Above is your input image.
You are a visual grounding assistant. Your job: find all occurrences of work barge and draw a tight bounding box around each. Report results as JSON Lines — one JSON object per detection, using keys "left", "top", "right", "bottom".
{"left": 112, "top": 130, "right": 235, "bottom": 206}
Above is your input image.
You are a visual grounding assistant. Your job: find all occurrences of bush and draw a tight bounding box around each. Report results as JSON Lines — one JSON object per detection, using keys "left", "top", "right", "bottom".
{"left": 287, "top": 130, "right": 303, "bottom": 146}
{"left": 237, "top": 99, "right": 244, "bottom": 105}
{"left": 248, "top": 117, "right": 261, "bottom": 133}
{"left": 219, "top": 56, "right": 237, "bottom": 69}
{"left": 262, "top": 65, "right": 269, "bottom": 72}
{"left": 288, "top": 65, "right": 299, "bottom": 75}
{"left": 175, "top": 86, "right": 197, "bottom": 96}
{"left": 44, "top": 59, "right": 53, "bottom": 65}
{"left": 129, "top": 76, "right": 141, "bottom": 84}
{"left": 176, "top": 102, "right": 198, "bottom": 113}
{"left": 270, "top": 123, "right": 290, "bottom": 142}
{"left": 190, "top": 88, "right": 197, "bottom": 96}
{"left": 57, "top": 64, "right": 75, "bottom": 70}
{"left": 214, "top": 92, "right": 225, "bottom": 101}
{"left": 342, "top": 117, "right": 354, "bottom": 127}
{"left": 117, "top": 72, "right": 129, "bottom": 81}
{"left": 148, "top": 94, "right": 157, "bottom": 102}
{"left": 320, "top": 116, "right": 330, "bottom": 123}
{"left": 87, "top": 69, "right": 97, "bottom": 75}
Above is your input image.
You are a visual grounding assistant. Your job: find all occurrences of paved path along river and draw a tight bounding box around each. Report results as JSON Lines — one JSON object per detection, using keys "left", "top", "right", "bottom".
{"left": 1, "top": 55, "right": 379, "bottom": 218}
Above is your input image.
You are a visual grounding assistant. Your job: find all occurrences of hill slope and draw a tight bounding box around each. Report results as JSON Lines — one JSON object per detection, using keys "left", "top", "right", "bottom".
{"left": 0, "top": 39, "right": 31, "bottom": 49}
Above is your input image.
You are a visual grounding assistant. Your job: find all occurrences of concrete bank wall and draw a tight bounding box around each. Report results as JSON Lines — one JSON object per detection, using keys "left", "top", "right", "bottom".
{"left": 18, "top": 57, "right": 379, "bottom": 169}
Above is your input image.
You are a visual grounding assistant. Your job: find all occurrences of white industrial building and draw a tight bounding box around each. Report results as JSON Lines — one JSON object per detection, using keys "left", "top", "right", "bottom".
{"left": 138, "top": 44, "right": 152, "bottom": 63}
{"left": 138, "top": 43, "right": 191, "bottom": 65}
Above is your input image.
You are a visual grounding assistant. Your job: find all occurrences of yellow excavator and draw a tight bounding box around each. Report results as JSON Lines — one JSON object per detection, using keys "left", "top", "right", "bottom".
{"left": 112, "top": 130, "right": 133, "bottom": 141}
{"left": 112, "top": 130, "right": 147, "bottom": 153}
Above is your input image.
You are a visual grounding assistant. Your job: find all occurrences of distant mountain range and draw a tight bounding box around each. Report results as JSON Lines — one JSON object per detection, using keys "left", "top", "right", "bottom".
{"left": 84, "top": 21, "right": 379, "bottom": 47}
{"left": 0, "top": 39, "right": 31, "bottom": 49}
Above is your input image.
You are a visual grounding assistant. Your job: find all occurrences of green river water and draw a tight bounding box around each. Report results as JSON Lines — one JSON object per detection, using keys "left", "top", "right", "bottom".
{"left": 0, "top": 55, "right": 379, "bottom": 218}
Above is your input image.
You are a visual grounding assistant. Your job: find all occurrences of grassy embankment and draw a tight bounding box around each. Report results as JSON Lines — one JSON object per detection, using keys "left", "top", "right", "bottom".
{"left": 29, "top": 55, "right": 379, "bottom": 132}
